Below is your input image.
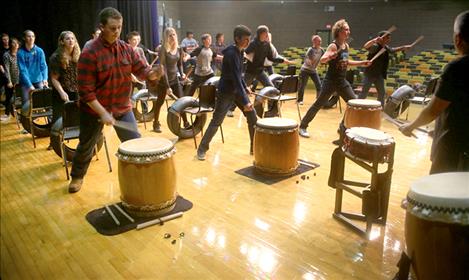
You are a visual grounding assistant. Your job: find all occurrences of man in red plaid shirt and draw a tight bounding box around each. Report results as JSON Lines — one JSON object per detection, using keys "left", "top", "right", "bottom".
{"left": 69, "top": 7, "right": 160, "bottom": 193}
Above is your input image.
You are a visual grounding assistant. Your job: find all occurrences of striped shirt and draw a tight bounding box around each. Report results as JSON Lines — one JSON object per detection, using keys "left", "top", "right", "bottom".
{"left": 78, "top": 37, "right": 150, "bottom": 116}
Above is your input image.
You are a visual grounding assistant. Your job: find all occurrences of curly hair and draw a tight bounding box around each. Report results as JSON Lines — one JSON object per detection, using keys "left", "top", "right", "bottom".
{"left": 332, "top": 19, "right": 348, "bottom": 39}
{"left": 56, "top": 31, "right": 81, "bottom": 69}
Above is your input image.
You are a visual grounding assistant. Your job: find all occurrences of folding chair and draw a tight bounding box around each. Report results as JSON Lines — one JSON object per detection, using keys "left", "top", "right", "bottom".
{"left": 275, "top": 75, "right": 302, "bottom": 120}
{"left": 183, "top": 84, "right": 224, "bottom": 149}
{"left": 61, "top": 101, "right": 112, "bottom": 180}
{"left": 24, "top": 88, "right": 53, "bottom": 148}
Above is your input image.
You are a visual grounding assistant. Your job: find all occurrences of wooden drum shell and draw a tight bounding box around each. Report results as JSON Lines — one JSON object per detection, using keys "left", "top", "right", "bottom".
{"left": 254, "top": 118, "right": 299, "bottom": 175}
{"left": 117, "top": 138, "right": 177, "bottom": 217}
{"left": 405, "top": 212, "right": 469, "bottom": 280}
{"left": 344, "top": 100, "right": 382, "bottom": 129}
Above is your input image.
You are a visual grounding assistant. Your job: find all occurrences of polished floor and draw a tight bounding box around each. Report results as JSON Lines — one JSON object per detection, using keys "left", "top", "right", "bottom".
{"left": 0, "top": 90, "right": 433, "bottom": 279}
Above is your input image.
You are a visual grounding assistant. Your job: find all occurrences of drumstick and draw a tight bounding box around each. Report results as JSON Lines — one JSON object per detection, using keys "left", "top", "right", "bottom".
{"left": 149, "top": 55, "right": 158, "bottom": 67}
{"left": 104, "top": 204, "right": 120, "bottom": 226}
{"left": 136, "top": 211, "right": 183, "bottom": 230}
{"left": 381, "top": 112, "right": 417, "bottom": 138}
{"left": 113, "top": 120, "right": 140, "bottom": 133}
{"left": 410, "top": 35, "right": 424, "bottom": 48}
{"left": 113, "top": 204, "right": 135, "bottom": 223}
{"left": 370, "top": 47, "right": 387, "bottom": 63}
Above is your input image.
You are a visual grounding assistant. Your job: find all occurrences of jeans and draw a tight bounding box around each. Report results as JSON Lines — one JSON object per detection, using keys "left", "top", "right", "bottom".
{"left": 358, "top": 75, "right": 386, "bottom": 107}
{"left": 198, "top": 91, "right": 257, "bottom": 153}
{"left": 71, "top": 110, "right": 141, "bottom": 179}
{"left": 21, "top": 81, "right": 44, "bottom": 106}
{"left": 297, "top": 70, "right": 322, "bottom": 102}
{"left": 300, "top": 78, "right": 356, "bottom": 129}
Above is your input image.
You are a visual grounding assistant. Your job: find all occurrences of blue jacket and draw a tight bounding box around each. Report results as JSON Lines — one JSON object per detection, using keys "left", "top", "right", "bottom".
{"left": 218, "top": 45, "right": 249, "bottom": 105}
{"left": 17, "top": 45, "right": 48, "bottom": 88}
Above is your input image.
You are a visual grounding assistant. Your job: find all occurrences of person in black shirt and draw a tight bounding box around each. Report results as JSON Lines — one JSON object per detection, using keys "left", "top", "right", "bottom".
{"left": 299, "top": 19, "right": 370, "bottom": 139}
{"left": 197, "top": 25, "right": 256, "bottom": 161}
{"left": 227, "top": 25, "right": 292, "bottom": 118}
{"left": 400, "top": 10, "right": 469, "bottom": 174}
{"left": 359, "top": 31, "right": 412, "bottom": 106}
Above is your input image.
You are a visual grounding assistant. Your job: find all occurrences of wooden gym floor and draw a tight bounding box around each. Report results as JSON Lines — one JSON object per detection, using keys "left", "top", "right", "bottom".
{"left": 1, "top": 89, "right": 432, "bottom": 279}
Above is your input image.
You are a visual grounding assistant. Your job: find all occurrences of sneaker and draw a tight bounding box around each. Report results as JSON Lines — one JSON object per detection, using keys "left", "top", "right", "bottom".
{"left": 196, "top": 149, "right": 206, "bottom": 161}
{"left": 68, "top": 178, "right": 83, "bottom": 193}
{"left": 0, "top": 115, "right": 10, "bottom": 122}
{"left": 153, "top": 121, "right": 162, "bottom": 133}
{"left": 226, "top": 110, "right": 234, "bottom": 118}
{"left": 299, "top": 128, "right": 310, "bottom": 138}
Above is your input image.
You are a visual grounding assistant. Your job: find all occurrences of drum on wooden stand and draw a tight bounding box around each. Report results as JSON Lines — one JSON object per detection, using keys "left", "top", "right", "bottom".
{"left": 116, "top": 137, "right": 177, "bottom": 217}
{"left": 343, "top": 127, "right": 394, "bottom": 163}
{"left": 254, "top": 117, "right": 299, "bottom": 175}
{"left": 405, "top": 172, "right": 469, "bottom": 280}
{"left": 344, "top": 99, "right": 382, "bottom": 129}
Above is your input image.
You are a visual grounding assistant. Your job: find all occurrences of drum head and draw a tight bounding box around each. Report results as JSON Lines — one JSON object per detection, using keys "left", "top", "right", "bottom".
{"left": 409, "top": 172, "right": 469, "bottom": 209}
{"left": 256, "top": 117, "right": 298, "bottom": 130}
{"left": 345, "top": 127, "right": 393, "bottom": 145}
{"left": 118, "top": 137, "right": 174, "bottom": 156}
{"left": 348, "top": 99, "right": 382, "bottom": 108}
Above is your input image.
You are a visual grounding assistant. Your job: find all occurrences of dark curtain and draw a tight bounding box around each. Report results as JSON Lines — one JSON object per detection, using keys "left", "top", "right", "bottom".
{"left": 1, "top": 0, "right": 158, "bottom": 60}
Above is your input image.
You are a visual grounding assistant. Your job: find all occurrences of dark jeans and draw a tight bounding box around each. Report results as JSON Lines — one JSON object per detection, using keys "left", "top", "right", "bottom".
{"left": 186, "top": 73, "right": 214, "bottom": 97}
{"left": 3, "top": 85, "right": 15, "bottom": 116}
{"left": 358, "top": 75, "right": 386, "bottom": 107}
{"left": 71, "top": 110, "right": 141, "bottom": 179}
{"left": 297, "top": 70, "right": 322, "bottom": 102}
{"left": 300, "top": 78, "right": 356, "bottom": 129}
{"left": 198, "top": 91, "right": 257, "bottom": 153}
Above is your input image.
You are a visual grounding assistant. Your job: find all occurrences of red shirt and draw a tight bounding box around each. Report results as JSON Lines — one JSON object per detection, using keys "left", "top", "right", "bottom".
{"left": 78, "top": 37, "right": 150, "bottom": 116}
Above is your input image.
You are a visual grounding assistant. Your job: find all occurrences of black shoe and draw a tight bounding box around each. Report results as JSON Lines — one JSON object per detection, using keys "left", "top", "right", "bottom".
{"left": 153, "top": 121, "right": 162, "bottom": 133}
{"left": 332, "top": 139, "right": 341, "bottom": 146}
{"left": 47, "top": 144, "right": 53, "bottom": 150}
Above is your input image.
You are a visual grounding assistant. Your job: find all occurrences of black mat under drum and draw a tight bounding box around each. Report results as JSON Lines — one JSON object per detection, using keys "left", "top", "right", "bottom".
{"left": 235, "top": 160, "right": 320, "bottom": 185}
{"left": 86, "top": 195, "right": 193, "bottom": 236}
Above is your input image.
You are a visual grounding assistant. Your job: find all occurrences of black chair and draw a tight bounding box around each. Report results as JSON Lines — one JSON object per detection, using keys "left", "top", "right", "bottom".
{"left": 24, "top": 88, "right": 53, "bottom": 148}
{"left": 183, "top": 84, "right": 224, "bottom": 149}
{"left": 60, "top": 101, "right": 111, "bottom": 180}
{"left": 275, "top": 75, "right": 301, "bottom": 120}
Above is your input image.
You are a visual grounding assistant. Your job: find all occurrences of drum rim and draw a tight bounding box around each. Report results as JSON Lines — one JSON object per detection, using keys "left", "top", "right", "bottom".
{"left": 407, "top": 172, "right": 469, "bottom": 225}
{"left": 256, "top": 117, "right": 298, "bottom": 130}
{"left": 347, "top": 99, "right": 382, "bottom": 107}
{"left": 345, "top": 127, "right": 394, "bottom": 145}
{"left": 118, "top": 137, "right": 174, "bottom": 156}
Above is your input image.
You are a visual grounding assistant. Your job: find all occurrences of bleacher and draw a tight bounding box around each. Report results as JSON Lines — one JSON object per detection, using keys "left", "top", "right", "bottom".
{"left": 275, "top": 47, "right": 457, "bottom": 95}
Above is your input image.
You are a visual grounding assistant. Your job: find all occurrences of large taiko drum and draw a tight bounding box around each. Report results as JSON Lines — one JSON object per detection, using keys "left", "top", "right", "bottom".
{"left": 254, "top": 117, "right": 299, "bottom": 175}
{"left": 405, "top": 172, "right": 469, "bottom": 280}
{"left": 116, "top": 137, "right": 177, "bottom": 217}
{"left": 343, "top": 127, "right": 394, "bottom": 163}
{"left": 344, "top": 99, "right": 382, "bottom": 129}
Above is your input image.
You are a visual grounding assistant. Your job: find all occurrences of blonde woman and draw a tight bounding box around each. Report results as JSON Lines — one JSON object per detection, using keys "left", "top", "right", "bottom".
{"left": 299, "top": 19, "right": 371, "bottom": 140}
{"left": 159, "top": 27, "right": 189, "bottom": 127}
{"left": 49, "top": 31, "right": 81, "bottom": 126}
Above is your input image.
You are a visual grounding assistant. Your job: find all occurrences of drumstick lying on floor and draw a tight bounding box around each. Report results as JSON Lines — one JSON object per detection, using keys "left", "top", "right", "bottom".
{"left": 105, "top": 204, "right": 120, "bottom": 226}
{"left": 136, "top": 211, "right": 183, "bottom": 230}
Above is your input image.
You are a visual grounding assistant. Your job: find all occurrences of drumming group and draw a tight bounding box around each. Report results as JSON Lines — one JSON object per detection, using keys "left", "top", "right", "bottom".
{"left": 1, "top": 5, "right": 469, "bottom": 279}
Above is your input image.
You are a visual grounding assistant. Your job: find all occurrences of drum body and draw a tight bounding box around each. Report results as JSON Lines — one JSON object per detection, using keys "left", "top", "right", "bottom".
{"left": 254, "top": 118, "right": 299, "bottom": 175}
{"left": 116, "top": 137, "right": 177, "bottom": 217}
{"left": 343, "top": 127, "right": 394, "bottom": 163}
{"left": 405, "top": 172, "right": 469, "bottom": 280}
{"left": 344, "top": 99, "right": 382, "bottom": 129}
